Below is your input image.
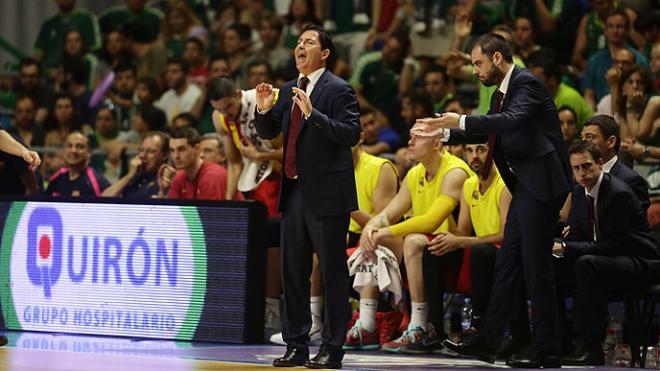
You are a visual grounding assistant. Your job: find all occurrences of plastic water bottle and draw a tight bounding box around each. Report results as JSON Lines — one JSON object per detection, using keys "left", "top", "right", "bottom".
{"left": 603, "top": 327, "right": 617, "bottom": 365}
{"left": 461, "top": 298, "right": 473, "bottom": 332}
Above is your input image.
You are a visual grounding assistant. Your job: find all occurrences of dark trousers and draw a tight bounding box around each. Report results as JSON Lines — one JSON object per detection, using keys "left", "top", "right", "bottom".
{"left": 422, "top": 247, "right": 463, "bottom": 332}
{"left": 280, "top": 181, "right": 351, "bottom": 348}
{"left": 471, "top": 243, "right": 531, "bottom": 343}
{"left": 574, "top": 254, "right": 659, "bottom": 349}
{"left": 477, "top": 186, "right": 565, "bottom": 356}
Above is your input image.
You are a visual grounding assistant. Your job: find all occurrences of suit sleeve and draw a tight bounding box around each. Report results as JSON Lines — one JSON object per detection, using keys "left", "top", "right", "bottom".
{"left": 445, "top": 129, "right": 489, "bottom": 145}
{"left": 305, "top": 83, "right": 361, "bottom": 146}
{"left": 465, "top": 76, "right": 545, "bottom": 135}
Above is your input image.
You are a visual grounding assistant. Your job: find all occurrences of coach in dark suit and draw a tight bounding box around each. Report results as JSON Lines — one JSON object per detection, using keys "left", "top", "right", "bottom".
{"left": 254, "top": 24, "right": 360, "bottom": 369}
{"left": 557, "top": 141, "right": 660, "bottom": 366}
{"left": 418, "top": 33, "right": 572, "bottom": 367}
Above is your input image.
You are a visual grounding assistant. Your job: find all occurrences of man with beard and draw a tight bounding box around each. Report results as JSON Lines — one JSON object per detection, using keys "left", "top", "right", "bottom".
{"left": 102, "top": 131, "right": 169, "bottom": 198}
{"left": 155, "top": 58, "right": 202, "bottom": 125}
{"left": 417, "top": 33, "right": 572, "bottom": 368}
{"left": 45, "top": 131, "right": 110, "bottom": 197}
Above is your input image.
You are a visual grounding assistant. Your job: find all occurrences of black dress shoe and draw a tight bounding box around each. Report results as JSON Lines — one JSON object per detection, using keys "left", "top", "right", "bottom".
{"left": 505, "top": 352, "right": 562, "bottom": 368}
{"left": 497, "top": 335, "right": 530, "bottom": 360}
{"left": 0, "top": 335, "right": 7, "bottom": 346}
{"left": 273, "top": 346, "right": 309, "bottom": 367}
{"left": 562, "top": 345, "right": 604, "bottom": 366}
{"left": 304, "top": 344, "right": 344, "bottom": 369}
{"left": 443, "top": 335, "right": 496, "bottom": 364}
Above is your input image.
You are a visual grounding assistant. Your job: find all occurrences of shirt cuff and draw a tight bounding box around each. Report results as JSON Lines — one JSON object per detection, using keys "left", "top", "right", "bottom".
{"left": 440, "top": 129, "right": 451, "bottom": 142}
{"left": 459, "top": 115, "right": 466, "bottom": 130}
{"left": 257, "top": 107, "right": 272, "bottom": 115}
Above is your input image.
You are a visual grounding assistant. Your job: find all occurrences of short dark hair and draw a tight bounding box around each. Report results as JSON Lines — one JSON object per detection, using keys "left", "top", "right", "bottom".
{"left": 568, "top": 140, "right": 603, "bottom": 162}
{"left": 583, "top": 114, "right": 620, "bottom": 152}
{"left": 260, "top": 12, "right": 284, "bottom": 33}
{"left": 166, "top": 57, "right": 190, "bottom": 74}
{"left": 137, "top": 77, "right": 160, "bottom": 97}
{"left": 605, "top": 8, "right": 631, "bottom": 29}
{"left": 173, "top": 112, "right": 197, "bottom": 128}
{"left": 61, "top": 56, "right": 87, "bottom": 84}
{"left": 171, "top": 126, "right": 200, "bottom": 146}
{"left": 360, "top": 106, "right": 375, "bottom": 117}
{"left": 248, "top": 60, "right": 272, "bottom": 75}
{"left": 15, "top": 94, "right": 36, "bottom": 106}
{"left": 138, "top": 106, "right": 167, "bottom": 132}
{"left": 114, "top": 60, "right": 137, "bottom": 75}
{"left": 185, "top": 37, "right": 205, "bottom": 53}
{"left": 207, "top": 76, "right": 237, "bottom": 101}
{"left": 424, "top": 64, "right": 447, "bottom": 80}
{"left": 209, "top": 54, "right": 229, "bottom": 67}
{"left": 301, "top": 24, "right": 336, "bottom": 68}
{"left": 227, "top": 23, "right": 252, "bottom": 41}
{"left": 557, "top": 105, "right": 578, "bottom": 121}
{"left": 19, "top": 57, "right": 41, "bottom": 74}
{"left": 403, "top": 88, "right": 434, "bottom": 117}
{"left": 473, "top": 33, "right": 514, "bottom": 63}
{"left": 616, "top": 64, "right": 654, "bottom": 118}
{"left": 145, "top": 131, "right": 170, "bottom": 154}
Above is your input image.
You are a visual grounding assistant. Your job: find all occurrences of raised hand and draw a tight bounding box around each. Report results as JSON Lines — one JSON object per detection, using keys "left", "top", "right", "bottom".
{"left": 255, "top": 82, "right": 275, "bottom": 111}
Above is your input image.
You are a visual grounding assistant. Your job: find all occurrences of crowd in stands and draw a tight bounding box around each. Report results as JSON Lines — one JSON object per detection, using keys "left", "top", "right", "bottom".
{"left": 0, "top": 0, "right": 659, "bottom": 366}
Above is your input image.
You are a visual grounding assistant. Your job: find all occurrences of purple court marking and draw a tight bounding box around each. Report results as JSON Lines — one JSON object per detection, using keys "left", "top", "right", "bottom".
{"left": 2, "top": 330, "right": 633, "bottom": 370}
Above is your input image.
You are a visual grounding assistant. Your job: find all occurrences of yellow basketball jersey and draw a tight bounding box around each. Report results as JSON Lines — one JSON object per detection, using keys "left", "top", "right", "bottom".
{"left": 462, "top": 171, "right": 507, "bottom": 237}
{"left": 350, "top": 151, "right": 397, "bottom": 233}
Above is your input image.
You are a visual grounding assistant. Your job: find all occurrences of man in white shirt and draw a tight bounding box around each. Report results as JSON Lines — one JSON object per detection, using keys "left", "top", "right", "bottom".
{"left": 155, "top": 58, "right": 202, "bottom": 125}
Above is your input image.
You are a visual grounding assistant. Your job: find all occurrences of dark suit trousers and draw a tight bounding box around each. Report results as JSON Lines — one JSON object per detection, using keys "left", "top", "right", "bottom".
{"left": 280, "top": 180, "right": 351, "bottom": 348}
{"left": 574, "top": 254, "right": 660, "bottom": 349}
{"left": 478, "top": 185, "right": 565, "bottom": 355}
{"left": 471, "top": 243, "right": 531, "bottom": 343}
{"left": 422, "top": 247, "right": 462, "bottom": 332}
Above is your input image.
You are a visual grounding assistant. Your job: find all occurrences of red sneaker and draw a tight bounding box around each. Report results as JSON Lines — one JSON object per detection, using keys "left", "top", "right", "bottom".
{"left": 343, "top": 320, "right": 380, "bottom": 350}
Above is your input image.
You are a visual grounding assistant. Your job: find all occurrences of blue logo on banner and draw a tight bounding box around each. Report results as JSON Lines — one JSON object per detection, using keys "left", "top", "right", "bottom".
{"left": 26, "top": 207, "right": 63, "bottom": 298}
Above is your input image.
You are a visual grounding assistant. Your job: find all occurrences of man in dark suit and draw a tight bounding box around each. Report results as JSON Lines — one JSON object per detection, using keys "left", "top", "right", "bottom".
{"left": 417, "top": 33, "right": 572, "bottom": 367}
{"left": 556, "top": 141, "right": 660, "bottom": 366}
{"left": 580, "top": 114, "right": 649, "bottom": 211}
{"left": 254, "top": 24, "right": 361, "bottom": 369}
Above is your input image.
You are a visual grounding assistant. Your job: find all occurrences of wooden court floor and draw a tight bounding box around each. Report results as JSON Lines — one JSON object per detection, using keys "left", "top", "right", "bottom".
{"left": 0, "top": 347, "right": 299, "bottom": 371}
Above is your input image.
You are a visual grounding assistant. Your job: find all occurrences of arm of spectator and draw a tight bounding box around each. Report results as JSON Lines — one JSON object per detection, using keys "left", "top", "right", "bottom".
{"left": 365, "top": 0, "right": 382, "bottom": 49}
{"left": 532, "top": 0, "right": 557, "bottom": 32}
{"left": 102, "top": 156, "right": 141, "bottom": 197}
{"left": 583, "top": 88, "right": 596, "bottom": 113}
{"left": 190, "top": 87, "right": 207, "bottom": 120}
{"left": 625, "top": 8, "right": 646, "bottom": 52}
{"left": 157, "top": 163, "right": 176, "bottom": 198}
{"left": 399, "top": 56, "right": 416, "bottom": 95}
{"left": 445, "top": 51, "right": 473, "bottom": 81}
{"left": 633, "top": 96, "right": 660, "bottom": 142}
{"left": 622, "top": 139, "right": 660, "bottom": 160}
{"left": 35, "top": 108, "right": 49, "bottom": 124}
{"left": 451, "top": 13, "right": 472, "bottom": 51}
{"left": 571, "top": 15, "right": 588, "bottom": 71}
{"left": 107, "top": 91, "right": 133, "bottom": 109}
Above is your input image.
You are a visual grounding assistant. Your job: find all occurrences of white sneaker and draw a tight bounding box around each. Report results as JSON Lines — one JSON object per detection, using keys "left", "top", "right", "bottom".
{"left": 269, "top": 326, "right": 323, "bottom": 346}
{"left": 264, "top": 304, "right": 281, "bottom": 341}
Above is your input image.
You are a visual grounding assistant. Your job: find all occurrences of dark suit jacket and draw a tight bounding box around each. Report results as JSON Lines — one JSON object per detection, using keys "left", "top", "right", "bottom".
{"left": 255, "top": 69, "right": 361, "bottom": 216}
{"left": 566, "top": 173, "right": 660, "bottom": 260}
{"left": 610, "top": 158, "right": 650, "bottom": 211}
{"left": 448, "top": 66, "right": 572, "bottom": 202}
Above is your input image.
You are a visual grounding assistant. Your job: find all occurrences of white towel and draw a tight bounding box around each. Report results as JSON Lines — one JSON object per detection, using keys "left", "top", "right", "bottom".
{"left": 347, "top": 246, "right": 404, "bottom": 304}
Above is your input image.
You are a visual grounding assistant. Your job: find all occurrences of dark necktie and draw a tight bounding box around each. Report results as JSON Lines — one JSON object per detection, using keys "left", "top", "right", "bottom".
{"left": 480, "top": 90, "right": 504, "bottom": 180}
{"left": 587, "top": 194, "right": 595, "bottom": 241}
{"left": 284, "top": 76, "right": 309, "bottom": 179}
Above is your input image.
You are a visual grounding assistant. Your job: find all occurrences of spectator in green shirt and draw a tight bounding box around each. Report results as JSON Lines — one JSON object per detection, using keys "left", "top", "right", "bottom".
{"left": 528, "top": 53, "right": 593, "bottom": 130}
{"left": 423, "top": 64, "right": 454, "bottom": 113}
{"left": 33, "top": 0, "right": 100, "bottom": 77}
{"left": 99, "top": 0, "right": 164, "bottom": 43}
